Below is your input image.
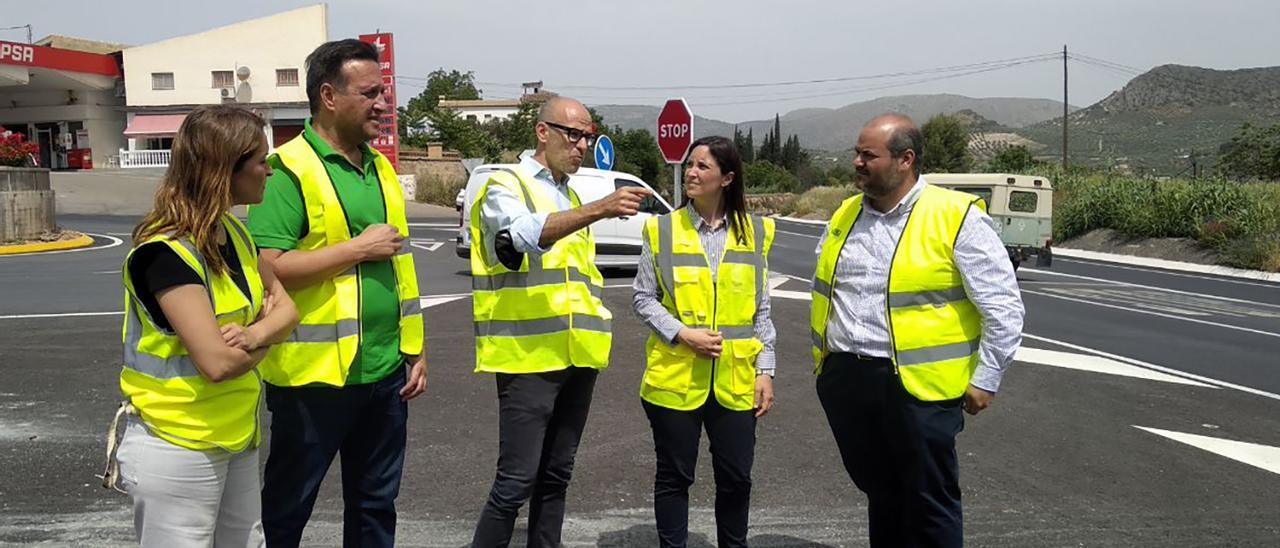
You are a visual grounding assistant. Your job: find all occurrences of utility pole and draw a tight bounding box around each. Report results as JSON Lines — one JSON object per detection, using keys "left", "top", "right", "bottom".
{"left": 1062, "top": 44, "right": 1069, "bottom": 172}
{"left": 2, "top": 24, "right": 33, "bottom": 43}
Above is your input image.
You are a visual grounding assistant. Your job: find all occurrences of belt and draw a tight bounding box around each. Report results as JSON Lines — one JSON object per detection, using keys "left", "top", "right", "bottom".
{"left": 829, "top": 352, "right": 892, "bottom": 363}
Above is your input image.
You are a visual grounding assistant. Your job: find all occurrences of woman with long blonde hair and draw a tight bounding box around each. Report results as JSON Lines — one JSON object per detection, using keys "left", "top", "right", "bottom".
{"left": 103, "top": 104, "right": 297, "bottom": 547}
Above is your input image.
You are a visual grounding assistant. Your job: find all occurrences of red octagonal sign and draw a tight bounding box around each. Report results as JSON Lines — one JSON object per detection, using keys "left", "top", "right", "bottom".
{"left": 657, "top": 98, "right": 693, "bottom": 164}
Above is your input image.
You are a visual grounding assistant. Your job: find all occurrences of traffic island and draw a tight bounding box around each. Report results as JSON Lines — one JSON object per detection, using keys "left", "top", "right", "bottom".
{"left": 0, "top": 230, "right": 95, "bottom": 255}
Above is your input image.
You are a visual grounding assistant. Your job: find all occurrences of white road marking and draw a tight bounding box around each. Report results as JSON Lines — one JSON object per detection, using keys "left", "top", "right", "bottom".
{"left": 1024, "top": 333, "right": 1280, "bottom": 401}
{"left": 420, "top": 295, "right": 466, "bottom": 308}
{"left": 409, "top": 240, "right": 444, "bottom": 252}
{"left": 1021, "top": 268, "right": 1280, "bottom": 310}
{"left": 1018, "top": 280, "right": 1118, "bottom": 286}
{"left": 0, "top": 311, "right": 123, "bottom": 320}
{"left": 773, "top": 289, "right": 812, "bottom": 301}
{"left": 1015, "top": 347, "right": 1215, "bottom": 388}
{"left": 0, "top": 232, "right": 123, "bottom": 257}
{"left": 773, "top": 216, "right": 829, "bottom": 226}
{"left": 690, "top": 275, "right": 1278, "bottom": 396}
{"left": 1056, "top": 258, "right": 1280, "bottom": 288}
{"left": 1021, "top": 288, "right": 1280, "bottom": 340}
{"left": 775, "top": 229, "right": 820, "bottom": 238}
{"left": 5, "top": 292, "right": 478, "bottom": 320}
{"left": 1053, "top": 250, "right": 1280, "bottom": 284}
{"left": 1135, "top": 426, "right": 1280, "bottom": 475}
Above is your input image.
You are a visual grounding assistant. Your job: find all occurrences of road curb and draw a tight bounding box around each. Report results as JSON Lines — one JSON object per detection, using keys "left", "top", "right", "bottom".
{"left": 775, "top": 215, "right": 1280, "bottom": 283}
{"left": 1053, "top": 247, "right": 1280, "bottom": 283}
{"left": 0, "top": 233, "right": 96, "bottom": 256}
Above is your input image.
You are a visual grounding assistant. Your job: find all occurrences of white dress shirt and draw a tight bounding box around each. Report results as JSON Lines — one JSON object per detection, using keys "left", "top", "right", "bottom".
{"left": 479, "top": 156, "right": 572, "bottom": 255}
{"left": 816, "top": 177, "right": 1025, "bottom": 392}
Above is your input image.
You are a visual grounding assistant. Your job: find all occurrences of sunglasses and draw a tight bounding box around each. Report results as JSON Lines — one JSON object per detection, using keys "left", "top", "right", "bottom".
{"left": 544, "top": 122, "right": 597, "bottom": 146}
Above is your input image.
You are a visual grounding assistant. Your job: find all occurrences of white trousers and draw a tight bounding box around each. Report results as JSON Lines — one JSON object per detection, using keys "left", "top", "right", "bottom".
{"left": 115, "top": 418, "right": 264, "bottom": 548}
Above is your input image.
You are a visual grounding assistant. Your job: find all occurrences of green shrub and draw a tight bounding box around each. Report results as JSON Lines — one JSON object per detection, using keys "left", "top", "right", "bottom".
{"left": 1044, "top": 165, "right": 1280, "bottom": 271}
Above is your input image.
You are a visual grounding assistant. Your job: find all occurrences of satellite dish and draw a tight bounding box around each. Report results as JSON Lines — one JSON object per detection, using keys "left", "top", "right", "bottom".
{"left": 236, "top": 66, "right": 251, "bottom": 81}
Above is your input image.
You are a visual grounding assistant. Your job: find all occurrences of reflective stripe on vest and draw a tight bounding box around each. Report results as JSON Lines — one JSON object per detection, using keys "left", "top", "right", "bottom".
{"left": 469, "top": 167, "right": 612, "bottom": 374}
{"left": 256, "top": 135, "right": 424, "bottom": 387}
{"left": 119, "top": 214, "right": 264, "bottom": 452}
{"left": 810, "top": 184, "right": 984, "bottom": 401}
{"left": 642, "top": 208, "right": 774, "bottom": 412}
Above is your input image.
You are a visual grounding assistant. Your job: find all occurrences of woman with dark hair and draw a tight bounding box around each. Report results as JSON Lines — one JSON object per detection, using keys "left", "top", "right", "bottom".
{"left": 101, "top": 104, "right": 298, "bottom": 547}
{"left": 632, "top": 135, "right": 777, "bottom": 547}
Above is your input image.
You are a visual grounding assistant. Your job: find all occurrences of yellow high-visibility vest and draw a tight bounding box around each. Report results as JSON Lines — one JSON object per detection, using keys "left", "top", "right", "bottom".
{"left": 641, "top": 208, "right": 774, "bottom": 411}
{"left": 255, "top": 136, "right": 423, "bottom": 387}
{"left": 120, "top": 214, "right": 264, "bottom": 451}
{"left": 469, "top": 167, "right": 612, "bottom": 373}
{"left": 811, "top": 184, "right": 984, "bottom": 401}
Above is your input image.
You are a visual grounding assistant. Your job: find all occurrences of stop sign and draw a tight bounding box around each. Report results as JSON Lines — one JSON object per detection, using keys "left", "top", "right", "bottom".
{"left": 656, "top": 98, "right": 693, "bottom": 164}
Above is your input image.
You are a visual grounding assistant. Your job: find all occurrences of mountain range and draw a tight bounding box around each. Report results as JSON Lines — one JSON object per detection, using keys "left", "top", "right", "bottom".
{"left": 592, "top": 63, "right": 1280, "bottom": 175}
{"left": 594, "top": 94, "right": 1072, "bottom": 152}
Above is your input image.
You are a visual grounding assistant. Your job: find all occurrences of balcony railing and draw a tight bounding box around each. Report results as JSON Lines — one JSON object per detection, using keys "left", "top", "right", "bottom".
{"left": 119, "top": 149, "right": 170, "bottom": 168}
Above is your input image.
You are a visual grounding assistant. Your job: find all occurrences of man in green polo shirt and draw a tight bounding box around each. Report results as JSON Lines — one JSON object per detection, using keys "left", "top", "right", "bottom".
{"left": 248, "top": 39, "right": 426, "bottom": 548}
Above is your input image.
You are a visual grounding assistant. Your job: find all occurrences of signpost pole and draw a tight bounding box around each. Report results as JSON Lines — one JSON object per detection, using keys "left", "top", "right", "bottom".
{"left": 673, "top": 164, "right": 682, "bottom": 206}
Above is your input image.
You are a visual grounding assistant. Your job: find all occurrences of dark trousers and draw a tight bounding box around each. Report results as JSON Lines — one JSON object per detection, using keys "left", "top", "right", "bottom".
{"left": 472, "top": 367, "right": 598, "bottom": 548}
{"left": 643, "top": 396, "right": 756, "bottom": 548}
{"left": 816, "top": 353, "right": 964, "bottom": 548}
{"left": 261, "top": 367, "right": 408, "bottom": 548}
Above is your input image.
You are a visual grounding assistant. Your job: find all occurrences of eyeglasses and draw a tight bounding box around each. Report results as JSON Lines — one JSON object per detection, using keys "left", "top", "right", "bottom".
{"left": 544, "top": 122, "right": 597, "bottom": 146}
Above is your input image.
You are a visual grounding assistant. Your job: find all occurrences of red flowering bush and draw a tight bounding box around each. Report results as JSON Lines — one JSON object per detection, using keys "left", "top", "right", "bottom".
{"left": 0, "top": 133, "right": 39, "bottom": 167}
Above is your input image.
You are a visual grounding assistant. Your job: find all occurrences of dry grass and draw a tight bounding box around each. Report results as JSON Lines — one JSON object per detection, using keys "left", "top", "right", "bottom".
{"left": 413, "top": 172, "right": 467, "bottom": 207}
{"left": 780, "top": 185, "right": 857, "bottom": 219}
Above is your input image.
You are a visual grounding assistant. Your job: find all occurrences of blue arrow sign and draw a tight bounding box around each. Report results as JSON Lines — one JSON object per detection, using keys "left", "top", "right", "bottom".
{"left": 594, "top": 135, "right": 615, "bottom": 171}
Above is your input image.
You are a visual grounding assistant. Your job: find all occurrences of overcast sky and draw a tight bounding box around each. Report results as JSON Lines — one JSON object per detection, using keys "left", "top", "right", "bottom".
{"left": 8, "top": 0, "right": 1279, "bottom": 123}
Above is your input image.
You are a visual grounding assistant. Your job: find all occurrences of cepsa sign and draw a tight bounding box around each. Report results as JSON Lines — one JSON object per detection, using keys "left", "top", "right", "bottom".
{"left": 0, "top": 40, "right": 120, "bottom": 76}
{"left": 359, "top": 33, "right": 399, "bottom": 169}
{"left": 0, "top": 42, "right": 35, "bottom": 65}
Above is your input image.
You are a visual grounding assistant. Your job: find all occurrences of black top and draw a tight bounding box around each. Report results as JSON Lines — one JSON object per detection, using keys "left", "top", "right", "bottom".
{"left": 128, "top": 239, "right": 251, "bottom": 332}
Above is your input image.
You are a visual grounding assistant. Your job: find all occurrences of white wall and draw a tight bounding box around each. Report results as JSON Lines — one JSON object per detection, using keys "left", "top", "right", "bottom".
{"left": 456, "top": 106, "right": 519, "bottom": 122}
{"left": 123, "top": 4, "right": 327, "bottom": 107}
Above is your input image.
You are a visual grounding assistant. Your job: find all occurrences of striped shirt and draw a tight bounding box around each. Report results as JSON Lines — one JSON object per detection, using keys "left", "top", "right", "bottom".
{"left": 632, "top": 204, "right": 777, "bottom": 375}
{"left": 816, "top": 177, "right": 1024, "bottom": 392}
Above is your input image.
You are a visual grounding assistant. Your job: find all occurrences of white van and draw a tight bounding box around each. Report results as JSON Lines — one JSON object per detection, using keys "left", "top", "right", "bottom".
{"left": 455, "top": 164, "right": 673, "bottom": 269}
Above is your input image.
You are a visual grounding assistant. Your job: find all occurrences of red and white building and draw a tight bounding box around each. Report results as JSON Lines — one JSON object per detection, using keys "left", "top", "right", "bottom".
{"left": 0, "top": 4, "right": 401, "bottom": 171}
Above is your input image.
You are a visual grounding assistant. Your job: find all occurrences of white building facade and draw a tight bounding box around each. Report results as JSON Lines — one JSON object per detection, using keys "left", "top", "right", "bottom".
{"left": 119, "top": 4, "right": 327, "bottom": 167}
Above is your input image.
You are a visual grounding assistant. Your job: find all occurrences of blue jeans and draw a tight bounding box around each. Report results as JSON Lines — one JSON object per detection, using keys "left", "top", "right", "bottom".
{"left": 261, "top": 367, "right": 408, "bottom": 548}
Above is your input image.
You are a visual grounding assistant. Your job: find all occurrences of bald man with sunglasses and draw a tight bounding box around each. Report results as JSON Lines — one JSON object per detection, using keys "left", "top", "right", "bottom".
{"left": 469, "top": 96, "right": 651, "bottom": 547}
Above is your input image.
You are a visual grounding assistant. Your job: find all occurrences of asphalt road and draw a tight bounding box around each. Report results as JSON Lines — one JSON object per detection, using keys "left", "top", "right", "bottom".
{"left": 1, "top": 213, "right": 1277, "bottom": 546}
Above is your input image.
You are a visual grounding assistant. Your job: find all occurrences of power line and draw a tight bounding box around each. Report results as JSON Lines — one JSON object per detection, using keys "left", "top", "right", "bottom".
{"left": 665, "top": 57, "right": 1059, "bottom": 107}
{"left": 460, "top": 57, "right": 1058, "bottom": 106}
{"left": 394, "top": 52, "right": 1059, "bottom": 109}
{"left": 463, "top": 52, "right": 1062, "bottom": 92}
